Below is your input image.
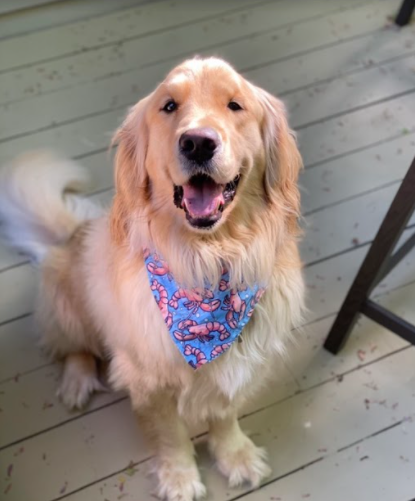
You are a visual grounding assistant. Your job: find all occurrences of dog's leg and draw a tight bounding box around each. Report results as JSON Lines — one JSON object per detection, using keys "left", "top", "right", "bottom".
{"left": 56, "top": 353, "right": 107, "bottom": 410}
{"left": 135, "top": 394, "right": 206, "bottom": 501}
{"left": 38, "top": 245, "right": 107, "bottom": 410}
{"left": 208, "top": 411, "right": 271, "bottom": 488}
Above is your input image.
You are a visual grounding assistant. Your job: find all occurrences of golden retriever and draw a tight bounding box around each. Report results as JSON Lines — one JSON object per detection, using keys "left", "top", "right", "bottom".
{"left": 0, "top": 57, "right": 305, "bottom": 500}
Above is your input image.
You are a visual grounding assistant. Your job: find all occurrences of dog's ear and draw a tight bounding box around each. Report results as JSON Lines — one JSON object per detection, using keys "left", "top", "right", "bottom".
{"left": 110, "top": 96, "right": 151, "bottom": 244}
{"left": 256, "top": 87, "right": 303, "bottom": 230}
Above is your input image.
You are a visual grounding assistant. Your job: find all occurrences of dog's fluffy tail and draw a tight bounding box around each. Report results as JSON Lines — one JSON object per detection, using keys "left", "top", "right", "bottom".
{"left": 0, "top": 151, "right": 103, "bottom": 263}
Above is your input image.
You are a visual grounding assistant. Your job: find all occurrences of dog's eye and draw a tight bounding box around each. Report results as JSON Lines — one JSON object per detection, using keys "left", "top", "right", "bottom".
{"left": 162, "top": 100, "right": 178, "bottom": 113}
{"left": 228, "top": 101, "right": 243, "bottom": 111}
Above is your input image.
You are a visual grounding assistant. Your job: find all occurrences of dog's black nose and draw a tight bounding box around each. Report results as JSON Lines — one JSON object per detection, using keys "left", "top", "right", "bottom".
{"left": 179, "top": 128, "right": 219, "bottom": 164}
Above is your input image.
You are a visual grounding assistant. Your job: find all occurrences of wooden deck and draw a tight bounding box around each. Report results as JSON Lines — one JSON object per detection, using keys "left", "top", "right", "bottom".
{"left": 1, "top": 1, "right": 415, "bottom": 500}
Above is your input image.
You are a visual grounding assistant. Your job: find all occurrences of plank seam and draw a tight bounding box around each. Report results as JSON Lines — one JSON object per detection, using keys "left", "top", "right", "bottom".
{"left": 25, "top": 345, "right": 414, "bottom": 501}
{"left": 0, "top": 395, "right": 127, "bottom": 452}
{"left": 0, "top": 25, "right": 376, "bottom": 107}
{"left": 48, "top": 398, "right": 413, "bottom": 501}
{"left": 0, "top": 311, "right": 31, "bottom": 328}
{"left": 1, "top": 334, "right": 411, "bottom": 453}
{"left": 278, "top": 49, "right": 415, "bottom": 98}
{"left": 228, "top": 419, "right": 408, "bottom": 501}
{"left": 0, "top": 0, "right": 282, "bottom": 75}
{"left": 304, "top": 227, "right": 405, "bottom": 268}
{"left": 296, "top": 87, "right": 415, "bottom": 131}
{"left": 0, "top": 0, "right": 385, "bottom": 75}
{"left": 242, "top": 31, "right": 376, "bottom": 75}
{"left": 0, "top": 0, "right": 161, "bottom": 42}
{"left": 304, "top": 221, "right": 415, "bottom": 268}
{"left": 136, "top": 2, "right": 386, "bottom": 73}
{"left": 49, "top": 453, "right": 155, "bottom": 501}
{"left": 0, "top": 0, "right": 64, "bottom": 18}
{"left": 305, "top": 130, "right": 415, "bottom": 170}
{"left": 0, "top": 361, "right": 51, "bottom": 385}
{"left": 0, "top": 106, "right": 123, "bottom": 144}
{"left": 303, "top": 179, "right": 403, "bottom": 217}
{"left": 5, "top": 24, "right": 410, "bottom": 109}
{"left": 336, "top": 420, "right": 404, "bottom": 453}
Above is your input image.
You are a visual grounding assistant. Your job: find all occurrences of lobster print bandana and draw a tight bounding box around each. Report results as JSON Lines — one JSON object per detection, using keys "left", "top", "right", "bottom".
{"left": 144, "top": 250, "right": 266, "bottom": 369}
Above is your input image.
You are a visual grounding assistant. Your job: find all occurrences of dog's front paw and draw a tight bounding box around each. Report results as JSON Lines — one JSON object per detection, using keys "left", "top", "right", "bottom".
{"left": 211, "top": 434, "right": 271, "bottom": 488}
{"left": 57, "top": 354, "right": 107, "bottom": 410}
{"left": 155, "top": 462, "right": 206, "bottom": 501}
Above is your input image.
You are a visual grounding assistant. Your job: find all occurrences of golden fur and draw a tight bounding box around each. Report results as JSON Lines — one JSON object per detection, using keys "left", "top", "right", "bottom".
{"left": 0, "top": 58, "right": 305, "bottom": 500}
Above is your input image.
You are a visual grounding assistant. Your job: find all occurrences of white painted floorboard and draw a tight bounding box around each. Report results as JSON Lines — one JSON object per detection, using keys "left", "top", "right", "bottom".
{"left": 0, "top": 0, "right": 151, "bottom": 41}
{"left": 0, "top": 1, "right": 414, "bottom": 500}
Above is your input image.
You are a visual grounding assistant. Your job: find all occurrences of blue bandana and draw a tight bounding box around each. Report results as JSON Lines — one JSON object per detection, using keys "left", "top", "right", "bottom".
{"left": 144, "top": 250, "right": 265, "bottom": 369}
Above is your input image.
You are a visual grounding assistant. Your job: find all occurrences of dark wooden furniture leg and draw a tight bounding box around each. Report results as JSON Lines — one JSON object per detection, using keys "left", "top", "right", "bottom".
{"left": 324, "top": 157, "right": 415, "bottom": 354}
{"left": 395, "top": 0, "right": 415, "bottom": 26}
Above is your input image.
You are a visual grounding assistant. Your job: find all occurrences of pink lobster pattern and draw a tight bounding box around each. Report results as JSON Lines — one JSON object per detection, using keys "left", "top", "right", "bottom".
{"left": 151, "top": 279, "right": 173, "bottom": 328}
{"left": 184, "top": 345, "right": 207, "bottom": 369}
{"left": 222, "top": 289, "right": 247, "bottom": 329}
{"left": 144, "top": 250, "right": 266, "bottom": 369}
{"left": 146, "top": 252, "right": 171, "bottom": 277}
{"left": 248, "top": 289, "right": 266, "bottom": 317}
{"left": 169, "top": 288, "right": 220, "bottom": 314}
{"left": 174, "top": 319, "right": 230, "bottom": 343}
{"left": 211, "top": 343, "right": 231, "bottom": 359}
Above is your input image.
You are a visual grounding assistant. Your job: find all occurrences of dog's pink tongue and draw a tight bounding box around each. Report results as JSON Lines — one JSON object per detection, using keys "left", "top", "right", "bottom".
{"left": 183, "top": 179, "right": 224, "bottom": 217}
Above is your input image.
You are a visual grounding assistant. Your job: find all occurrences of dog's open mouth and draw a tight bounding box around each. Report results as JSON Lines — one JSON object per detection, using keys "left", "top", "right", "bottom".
{"left": 174, "top": 174, "right": 241, "bottom": 229}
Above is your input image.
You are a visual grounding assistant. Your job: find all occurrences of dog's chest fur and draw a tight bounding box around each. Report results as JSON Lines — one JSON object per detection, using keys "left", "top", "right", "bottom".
{"left": 85, "top": 218, "right": 304, "bottom": 421}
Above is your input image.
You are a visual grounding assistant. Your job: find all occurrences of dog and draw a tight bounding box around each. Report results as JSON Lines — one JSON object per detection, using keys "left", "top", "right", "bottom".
{"left": 0, "top": 57, "right": 305, "bottom": 500}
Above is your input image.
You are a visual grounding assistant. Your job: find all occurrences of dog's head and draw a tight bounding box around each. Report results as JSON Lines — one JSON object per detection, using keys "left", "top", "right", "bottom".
{"left": 111, "top": 58, "right": 302, "bottom": 242}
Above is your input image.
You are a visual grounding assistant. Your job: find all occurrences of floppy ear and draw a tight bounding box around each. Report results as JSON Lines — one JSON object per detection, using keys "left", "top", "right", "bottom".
{"left": 110, "top": 96, "right": 151, "bottom": 244}
{"left": 256, "top": 87, "right": 303, "bottom": 230}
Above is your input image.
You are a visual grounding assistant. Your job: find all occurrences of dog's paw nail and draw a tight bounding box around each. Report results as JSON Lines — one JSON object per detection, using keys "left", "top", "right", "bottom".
{"left": 156, "top": 465, "right": 206, "bottom": 501}
{"left": 57, "top": 374, "right": 107, "bottom": 410}
{"left": 212, "top": 437, "right": 271, "bottom": 489}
